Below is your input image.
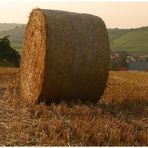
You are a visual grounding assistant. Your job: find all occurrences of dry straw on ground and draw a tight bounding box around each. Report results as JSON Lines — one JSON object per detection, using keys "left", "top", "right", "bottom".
{"left": 0, "top": 69, "right": 147, "bottom": 146}
{"left": 21, "top": 8, "right": 110, "bottom": 104}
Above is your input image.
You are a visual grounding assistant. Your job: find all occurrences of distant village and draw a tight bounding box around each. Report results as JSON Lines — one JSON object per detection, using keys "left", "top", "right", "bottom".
{"left": 110, "top": 51, "right": 148, "bottom": 71}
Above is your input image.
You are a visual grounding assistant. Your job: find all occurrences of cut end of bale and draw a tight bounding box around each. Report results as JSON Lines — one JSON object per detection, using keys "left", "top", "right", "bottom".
{"left": 21, "top": 9, "right": 46, "bottom": 104}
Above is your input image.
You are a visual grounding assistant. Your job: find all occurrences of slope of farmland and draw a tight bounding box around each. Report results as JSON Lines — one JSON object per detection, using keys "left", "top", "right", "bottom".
{"left": 0, "top": 68, "right": 147, "bottom": 146}
{"left": 109, "top": 27, "right": 148, "bottom": 52}
{"left": 108, "top": 28, "right": 130, "bottom": 41}
{"left": 0, "top": 23, "right": 23, "bottom": 32}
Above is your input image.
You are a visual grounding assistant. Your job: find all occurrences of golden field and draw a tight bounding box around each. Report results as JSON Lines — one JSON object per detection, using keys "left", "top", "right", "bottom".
{"left": 0, "top": 68, "right": 147, "bottom": 146}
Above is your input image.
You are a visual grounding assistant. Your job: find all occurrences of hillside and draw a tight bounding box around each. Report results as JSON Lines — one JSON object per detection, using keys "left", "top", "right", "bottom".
{"left": 108, "top": 28, "right": 130, "bottom": 41}
{"left": 0, "top": 24, "right": 25, "bottom": 52}
{"left": 109, "top": 27, "right": 148, "bottom": 52}
{"left": 0, "top": 23, "right": 148, "bottom": 53}
{"left": 0, "top": 23, "right": 23, "bottom": 32}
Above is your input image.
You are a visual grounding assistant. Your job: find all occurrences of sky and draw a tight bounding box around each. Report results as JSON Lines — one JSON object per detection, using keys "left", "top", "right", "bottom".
{"left": 0, "top": 1, "right": 148, "bottom": 28}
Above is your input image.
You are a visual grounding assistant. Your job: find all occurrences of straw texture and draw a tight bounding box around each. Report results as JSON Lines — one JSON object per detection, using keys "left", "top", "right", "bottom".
{"left": 21, "top": 8, "right": 110, "bottom": 104}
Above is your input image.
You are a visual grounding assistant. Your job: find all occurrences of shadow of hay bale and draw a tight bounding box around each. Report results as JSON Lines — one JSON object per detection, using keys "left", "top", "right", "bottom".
{"left": 118, "top": 98, "right": 148, "bottom": 115}
{"left": 37, "top": 96, "right": 99, "bottom": 106}
{"left": 98, "top": 98, "right": 148, "bottom": 117}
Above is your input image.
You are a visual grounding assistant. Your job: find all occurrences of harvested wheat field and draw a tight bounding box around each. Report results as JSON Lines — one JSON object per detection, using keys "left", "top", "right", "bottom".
{"left": 0, "top": 68, "right": 147, "bottom": 146}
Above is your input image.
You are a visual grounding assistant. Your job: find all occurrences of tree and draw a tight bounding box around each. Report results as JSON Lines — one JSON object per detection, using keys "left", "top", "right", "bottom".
{"left": 0, "top": 36, "right": 20, "bottom": 67}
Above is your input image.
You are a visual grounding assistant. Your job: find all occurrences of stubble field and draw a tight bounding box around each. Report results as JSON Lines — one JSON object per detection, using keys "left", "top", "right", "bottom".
{"left": 0, "top": 68, "right": 147, "bottom": 146}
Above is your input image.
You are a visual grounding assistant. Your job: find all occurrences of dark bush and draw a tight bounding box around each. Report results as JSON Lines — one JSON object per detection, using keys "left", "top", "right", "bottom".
{"left": 0, "top": 36, "right": 20, "bottom": 67}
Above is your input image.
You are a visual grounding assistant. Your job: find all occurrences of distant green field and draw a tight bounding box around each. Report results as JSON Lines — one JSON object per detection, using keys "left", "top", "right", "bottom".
{"left": 109, "top": 27, "right": 148, "bottom": 53}
{"left": 108, "top": 29, "right": 130, "bottom": 41}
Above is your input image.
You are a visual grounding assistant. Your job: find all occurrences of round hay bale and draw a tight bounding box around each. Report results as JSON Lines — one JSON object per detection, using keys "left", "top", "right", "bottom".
{"left": 21, "top": 8, "right": 110, "bottom": 104}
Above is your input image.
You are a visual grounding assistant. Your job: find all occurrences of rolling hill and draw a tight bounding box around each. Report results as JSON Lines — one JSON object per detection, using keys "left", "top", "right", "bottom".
{"left": 0, "top": 24, "right": 25, "bottom": 52}
{"left": 0, "top": 23, "right": 148, "bottom": 53}
{"left": 109, "top": 27, "right": 148, "bottom": 52}
{"left": 0, "top": 23, "right": 23, "bottom": 32}
{"left": 108, "top": 28, "right": 130, "bottom": 41}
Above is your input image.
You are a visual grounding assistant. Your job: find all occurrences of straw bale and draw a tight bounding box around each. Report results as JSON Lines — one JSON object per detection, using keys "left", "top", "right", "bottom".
{"left": 21, "top": 8, "right": 110, "bottom": 104}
